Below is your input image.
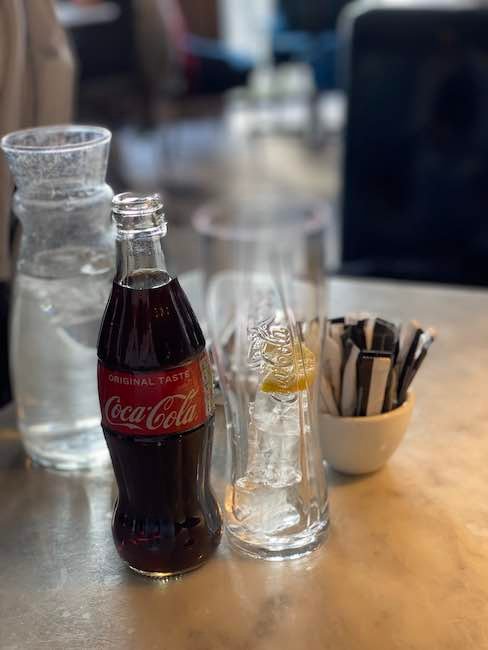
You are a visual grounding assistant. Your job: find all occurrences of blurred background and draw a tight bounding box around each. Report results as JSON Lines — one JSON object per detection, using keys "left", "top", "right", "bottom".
{"left": 2, "top": 0, "right": 488, "bottom": 409}
{"left": 4, "top": 0, "right": 488, "bottom": 282}
{"left": 57, "top": 0, "right": 488, "bottom": 284}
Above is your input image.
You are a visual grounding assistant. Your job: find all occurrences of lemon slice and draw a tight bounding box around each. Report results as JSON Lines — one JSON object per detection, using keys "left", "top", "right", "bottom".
{"left": 261, "top": 342, "right": 317, "bottom": 394}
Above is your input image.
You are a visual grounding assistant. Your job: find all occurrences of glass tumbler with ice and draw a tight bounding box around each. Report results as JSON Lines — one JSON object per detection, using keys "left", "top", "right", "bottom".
{"left": 195, "top": 198, "right": 330, "bottom": 560}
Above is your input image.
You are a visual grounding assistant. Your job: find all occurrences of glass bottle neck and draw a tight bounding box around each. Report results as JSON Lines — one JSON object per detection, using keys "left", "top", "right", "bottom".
{"left": 115, "top": 228, "right": 171, "bottom": 289}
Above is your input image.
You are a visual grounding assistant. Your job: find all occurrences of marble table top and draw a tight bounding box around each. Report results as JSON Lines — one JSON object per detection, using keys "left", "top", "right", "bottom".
{"left": 1, "top": 277, "right": 488, "bottom": 650}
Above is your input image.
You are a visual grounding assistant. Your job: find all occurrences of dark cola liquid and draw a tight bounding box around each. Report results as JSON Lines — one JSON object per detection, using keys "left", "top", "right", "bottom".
{"left": 97, "top": 272, "right": 222, "bottom": 576}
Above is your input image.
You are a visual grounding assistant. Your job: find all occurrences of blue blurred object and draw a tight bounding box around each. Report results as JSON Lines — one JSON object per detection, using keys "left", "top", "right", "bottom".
{"left": 185, "top": 34, "right": 254, "bottom": 95}
{"left": 273, "top": 28, "right": 337, "bottom": 90}
{"left": 272, "top": 1, "right": 353, "bottom": 90}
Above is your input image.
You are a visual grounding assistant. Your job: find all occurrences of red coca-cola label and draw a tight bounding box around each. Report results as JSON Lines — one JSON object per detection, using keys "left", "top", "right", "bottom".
{"left": 98, "top": 354, "right": 214, "bottom": 436}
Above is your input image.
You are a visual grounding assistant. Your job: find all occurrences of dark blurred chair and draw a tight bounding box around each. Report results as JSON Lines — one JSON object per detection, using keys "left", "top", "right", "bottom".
{"left": 62, "top": 1, "right": 133, "bottom": 81}
{"left": 339, "top": 2, "right": 488, "bottom": 286}
{"left": 63, "top": 0, "right": 157, "bottom": 125}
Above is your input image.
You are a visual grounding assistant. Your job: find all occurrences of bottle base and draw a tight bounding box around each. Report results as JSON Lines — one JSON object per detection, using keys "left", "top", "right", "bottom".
{"left": 225, "top": 515, "right": 330, "bottom": 561}
{"left": 123, "top": 528, "right": 222, "bottom": 579}
{"left": 128, "top": 561, "right": 207, "bottom": 579}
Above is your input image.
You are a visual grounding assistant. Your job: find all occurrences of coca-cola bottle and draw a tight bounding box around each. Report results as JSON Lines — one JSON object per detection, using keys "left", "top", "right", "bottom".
{"left": 97, "top": 192, "right": 222, "bottom": 577}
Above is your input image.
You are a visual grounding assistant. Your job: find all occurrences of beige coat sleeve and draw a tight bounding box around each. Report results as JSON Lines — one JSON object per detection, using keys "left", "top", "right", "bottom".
{"left": 0, "top": 1, "right": 25, "bottom": 281}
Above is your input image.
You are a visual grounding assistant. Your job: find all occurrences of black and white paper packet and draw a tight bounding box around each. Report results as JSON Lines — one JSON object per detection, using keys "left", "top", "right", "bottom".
{"left": 319, "top": 314, "right": 435, "bottom": 417}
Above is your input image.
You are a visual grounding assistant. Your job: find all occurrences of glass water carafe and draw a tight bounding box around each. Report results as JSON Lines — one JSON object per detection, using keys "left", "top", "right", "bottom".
{"left": 1, "top": 125, "right": 113, "bottom": 470}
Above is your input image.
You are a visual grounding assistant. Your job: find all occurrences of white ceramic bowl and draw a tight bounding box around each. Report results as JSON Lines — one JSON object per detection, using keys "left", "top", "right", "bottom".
{"left": 319, "top": 392, "right": 415, "bottom": 475}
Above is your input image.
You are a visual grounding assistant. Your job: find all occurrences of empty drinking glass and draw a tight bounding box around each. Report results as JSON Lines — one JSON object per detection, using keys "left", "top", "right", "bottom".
{"left": 195, "top": 197, "right": 330, "bottom": 560}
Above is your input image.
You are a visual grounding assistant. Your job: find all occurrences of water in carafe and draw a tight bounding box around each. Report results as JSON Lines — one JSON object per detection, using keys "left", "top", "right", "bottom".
{"left": 12, "top": 248, "right": 112, "bottom": 468}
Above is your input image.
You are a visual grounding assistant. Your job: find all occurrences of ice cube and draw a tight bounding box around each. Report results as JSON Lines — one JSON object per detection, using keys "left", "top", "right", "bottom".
{"left": 247, "top": 389, "right": 303, "bottom": 487}
{"left": 232, "top": 477, "right": 300, "bottom": 533}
